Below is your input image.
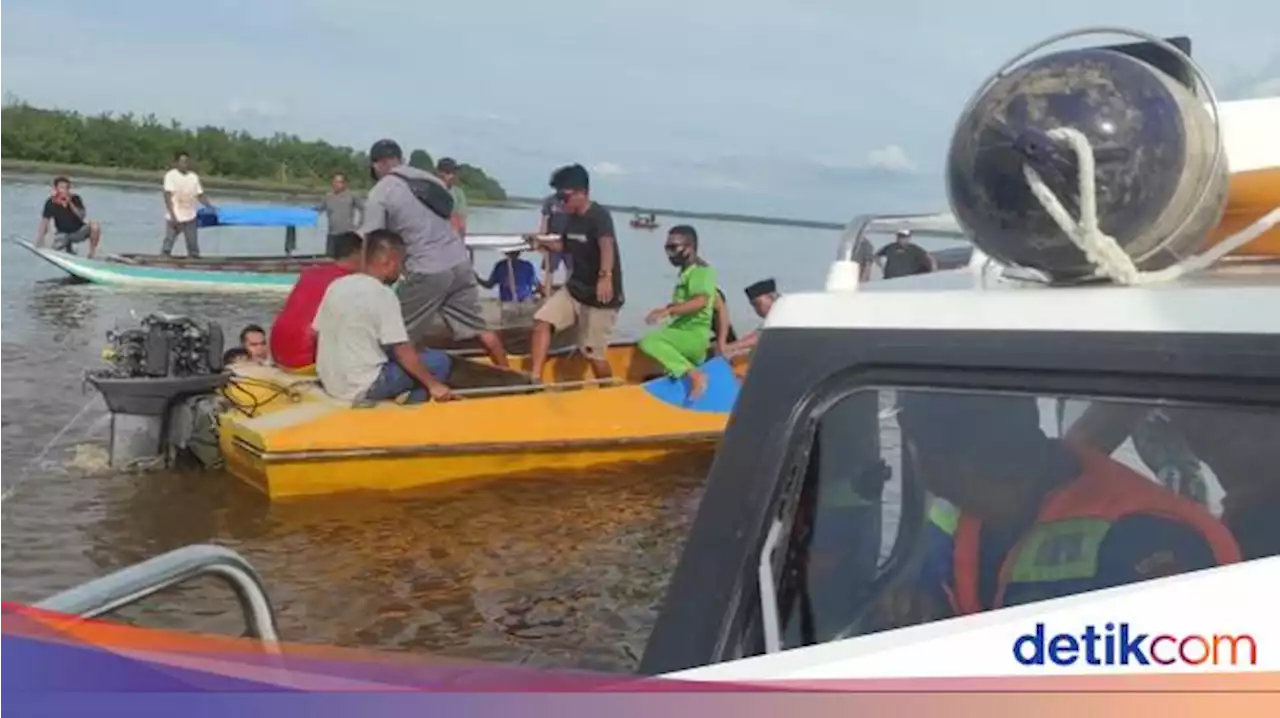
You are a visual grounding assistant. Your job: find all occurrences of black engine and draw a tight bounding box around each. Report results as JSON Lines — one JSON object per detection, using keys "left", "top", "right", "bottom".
{"left": 96, "top": 314, "right": 226, "bottom": 379}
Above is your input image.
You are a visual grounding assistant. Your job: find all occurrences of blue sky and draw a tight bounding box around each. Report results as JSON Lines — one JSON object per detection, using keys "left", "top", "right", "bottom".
{"left": 3, "top": 0, "right": 1277, "bottom": 220}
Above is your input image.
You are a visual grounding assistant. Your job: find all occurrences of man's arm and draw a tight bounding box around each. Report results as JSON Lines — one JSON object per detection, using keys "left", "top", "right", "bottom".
{"left": 663, "top": 266, "right": 715, "bottom": 317}
{"left": 723, "top": 330, "right": 761, "bottom": 356}
{"left": 357, "top": 188, "right": 388, "bottom": 237}
{"left": 68, "top": 195, "right": 87, "bottom": 220}
{"left": 874, "top": 243, "right": 888, "bottom": 268}
{"left": 162, "top": 172, "right": 179, "bottom": 222}
{"left": 35, "top": 216, "right": 50, "bottom": 246}
{"left": 389, "top": 342, "right": 451, "bottom": 395}
{"left": 920, "top": 246, "right": 938, "bottom": 272}
{"left": 194, "top": 176, "right": 214, "bottom": 209}
{"left": 475, "top": 263, "right": 499, "bottom": 289}
{"left": 714, "top": 292, "right": 732, "bottom": 348}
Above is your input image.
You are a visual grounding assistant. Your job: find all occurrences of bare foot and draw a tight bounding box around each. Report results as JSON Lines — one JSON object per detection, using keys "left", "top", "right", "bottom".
{"left": 687, "top": 369, "right": 708, "bottom": 401}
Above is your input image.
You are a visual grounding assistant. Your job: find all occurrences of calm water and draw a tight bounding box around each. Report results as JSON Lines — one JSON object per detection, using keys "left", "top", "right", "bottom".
{"left": 0, "top": 174, "right": 951, "bottom": 670}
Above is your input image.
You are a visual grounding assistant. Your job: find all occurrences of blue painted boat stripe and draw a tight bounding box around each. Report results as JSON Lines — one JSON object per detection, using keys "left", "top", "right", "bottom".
{"left": 641, "top": 356, "right": 741, "bottom": 413}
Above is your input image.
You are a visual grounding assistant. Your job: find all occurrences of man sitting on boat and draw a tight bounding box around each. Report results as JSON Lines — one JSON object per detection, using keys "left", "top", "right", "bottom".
{"left": 36, "top": 176, "right": 102, "bottom": 258}
{"left": 239, "top": 324, "right": 270, "bottom": 365}
{"left": 892, "top": 391, "right": 1240, "bottom": 621}
{"left": 360, "top": 139, "right": 510, "bottom": 369}
{"left": 475, "top": 250, "right": 540, "bottom": 303}
{"left": 270, "top": 232, "right": 364, "bottom": 373}
{"left": 720, "top": 278, "right": 779, "bottom": 356}
{"left": 527, "top": 164, "right": 624, "bottom": 382}
{"left": 313, "top": 229, "right": 456, "bottom": 404}
{"left": 638, "top": 225, "right": 717, "bottom": 399}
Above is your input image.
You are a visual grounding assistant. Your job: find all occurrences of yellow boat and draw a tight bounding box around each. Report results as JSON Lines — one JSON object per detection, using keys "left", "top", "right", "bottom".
{"left": 218, "top": 344, "right": 750, "bottom": 501}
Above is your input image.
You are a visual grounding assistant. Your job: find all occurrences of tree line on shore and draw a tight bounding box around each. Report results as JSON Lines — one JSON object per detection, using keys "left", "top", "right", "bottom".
{"left": 0, "top": 98, "right": 508, "bottom": 201}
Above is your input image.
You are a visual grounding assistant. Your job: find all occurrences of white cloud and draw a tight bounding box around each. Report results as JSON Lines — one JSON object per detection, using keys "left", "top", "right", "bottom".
{"left": 863, "top": 144, "right": 916, "bottom": 174}
{"left": 590, "top": 161, "right": 628, "bottom": 176}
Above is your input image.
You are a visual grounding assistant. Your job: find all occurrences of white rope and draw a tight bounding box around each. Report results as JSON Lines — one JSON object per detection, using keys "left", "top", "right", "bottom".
{"left": 1021, "top": 127, "right": 1145, "bottom": 284}
{"left": 1021, "top": 126, "right": 1280, "bottom": 285}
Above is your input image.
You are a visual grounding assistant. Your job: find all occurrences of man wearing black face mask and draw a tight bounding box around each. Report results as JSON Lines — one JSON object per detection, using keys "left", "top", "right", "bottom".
{"left": 638, "top": 225, "right": 718, "bottom": 399}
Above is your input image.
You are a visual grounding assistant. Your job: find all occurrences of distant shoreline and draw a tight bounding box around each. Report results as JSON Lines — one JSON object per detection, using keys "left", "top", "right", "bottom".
{"left": 2, "top": 159, "right": 847, "bottom": 231}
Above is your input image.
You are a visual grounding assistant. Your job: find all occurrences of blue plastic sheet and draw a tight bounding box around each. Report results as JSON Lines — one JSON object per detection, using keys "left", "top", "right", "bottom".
{"left": 196, "top": 205, "right": 320, "bottom": 228}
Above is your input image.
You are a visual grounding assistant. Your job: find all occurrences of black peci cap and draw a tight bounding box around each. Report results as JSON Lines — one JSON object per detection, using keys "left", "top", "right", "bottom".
{"left": 369, "top": 139, "right": 403, "bottom": 161}
{"left": 744, "top": 278, "right": 777, "bottom": 301}
{"left": 436, "top": 157, "right": 459, "bottom": 172}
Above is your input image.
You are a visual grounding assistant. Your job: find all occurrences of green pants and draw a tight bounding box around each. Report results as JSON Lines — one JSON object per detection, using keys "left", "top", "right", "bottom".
{"left": 638, "top": 327, "right": 710, "bottom": 378}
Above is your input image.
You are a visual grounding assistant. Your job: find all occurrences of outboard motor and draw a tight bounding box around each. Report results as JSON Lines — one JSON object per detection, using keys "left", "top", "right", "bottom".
{"left": 87, "top": 314, "right": 229, "bottom": 469}
{"left": 946, "top": 30, "right": 1229, "bottom": 283}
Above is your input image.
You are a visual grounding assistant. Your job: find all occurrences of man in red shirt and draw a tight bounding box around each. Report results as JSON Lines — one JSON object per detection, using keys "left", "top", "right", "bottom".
{"left": 270, "top": 232, "right": 364, "bottom": 372}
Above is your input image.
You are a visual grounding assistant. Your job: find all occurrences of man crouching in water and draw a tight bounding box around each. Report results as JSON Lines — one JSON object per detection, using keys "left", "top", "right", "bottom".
{"left": 313, "top": 229, "right": 456, "bottom": 404}
{"left": 879, "top": 391, "right": 1239, "bottom": 625}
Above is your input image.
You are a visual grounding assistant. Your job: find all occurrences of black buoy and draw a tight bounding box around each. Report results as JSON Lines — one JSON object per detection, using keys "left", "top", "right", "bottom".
{"left": 947, "top": 34, "right": 1229, "bottom": 283}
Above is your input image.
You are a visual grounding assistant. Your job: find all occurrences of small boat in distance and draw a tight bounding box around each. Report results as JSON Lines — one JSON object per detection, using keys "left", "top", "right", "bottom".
{"left": 14, "top": 203, "right": 532, "bottom": 292}
{"left": 630, "top": 212, "right": 660, "bottom": 229}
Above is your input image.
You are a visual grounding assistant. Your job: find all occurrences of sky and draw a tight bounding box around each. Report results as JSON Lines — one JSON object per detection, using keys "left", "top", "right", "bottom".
{"left": 2, "top": 0, "right": 1277, "bottom": 221}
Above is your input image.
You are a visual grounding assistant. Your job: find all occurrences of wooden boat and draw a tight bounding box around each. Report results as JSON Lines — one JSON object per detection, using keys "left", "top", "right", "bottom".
{"left": 218, "top": 343, "right": 750, "bottom": 500}
{"left": 15, "top": 202, "right": 531, "bottom": 292}
{"left": 630, "top": 213, "right": 660, "bottom": 229}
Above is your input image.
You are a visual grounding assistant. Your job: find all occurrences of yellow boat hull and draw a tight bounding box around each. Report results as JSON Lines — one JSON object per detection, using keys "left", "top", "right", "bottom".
{"left": 218, "top": 345, "right": 747, "bottom": 501}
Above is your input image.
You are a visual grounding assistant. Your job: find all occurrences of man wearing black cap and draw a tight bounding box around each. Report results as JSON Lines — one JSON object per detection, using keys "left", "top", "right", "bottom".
{"left": 360, "top": 139, "right": 509, "bottom": 368}
{"left": 721, "top": 278, "right": 779, "bottom": 356}
{"left": 435, "top": 157, "right": 468, "bottom": 239}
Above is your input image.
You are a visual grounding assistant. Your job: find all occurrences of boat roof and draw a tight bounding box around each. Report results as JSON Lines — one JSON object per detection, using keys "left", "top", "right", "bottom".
{"left": 768, "top": 259, "right": 1280, "bottom": 336}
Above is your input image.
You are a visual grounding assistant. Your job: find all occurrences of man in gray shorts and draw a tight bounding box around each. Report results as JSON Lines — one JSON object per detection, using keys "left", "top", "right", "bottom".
{"left": 360, "top": 139, "right": 510, "bottom": 368}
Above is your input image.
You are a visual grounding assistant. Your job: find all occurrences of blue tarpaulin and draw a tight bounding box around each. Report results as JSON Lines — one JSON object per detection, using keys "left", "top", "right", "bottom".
{"left": 196, "top": 205, "right": 320, "bottom": 228}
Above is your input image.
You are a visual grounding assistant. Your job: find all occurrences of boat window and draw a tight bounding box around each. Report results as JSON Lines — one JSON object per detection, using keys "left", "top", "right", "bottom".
{"left": 760, "top": 385, "right": 1279, "bottom": 654}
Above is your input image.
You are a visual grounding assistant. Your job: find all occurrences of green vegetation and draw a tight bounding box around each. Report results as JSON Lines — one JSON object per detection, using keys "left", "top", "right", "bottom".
{"left": 0, "top": 99, "right": 509, "bottom": 202}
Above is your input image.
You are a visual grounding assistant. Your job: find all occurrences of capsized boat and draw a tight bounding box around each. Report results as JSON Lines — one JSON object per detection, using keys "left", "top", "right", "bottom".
{"left": 218, "top": 343, "right": 749, "bottom": 500}
{"left": 15, "top": 202, "right": 532, "bottom": 292}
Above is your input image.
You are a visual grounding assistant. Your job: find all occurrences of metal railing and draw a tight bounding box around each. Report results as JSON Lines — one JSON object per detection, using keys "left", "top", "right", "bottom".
{"left": 34, "top": 544, "right": 281, "bottom": 647}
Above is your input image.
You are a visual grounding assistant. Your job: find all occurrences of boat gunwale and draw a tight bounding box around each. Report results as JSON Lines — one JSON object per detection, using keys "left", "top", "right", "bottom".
{"left": 230, "top": 430, "right": 724, "bottom": 462}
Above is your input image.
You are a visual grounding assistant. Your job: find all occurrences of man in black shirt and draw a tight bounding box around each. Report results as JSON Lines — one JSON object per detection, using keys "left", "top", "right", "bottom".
{"left": 876, "top": 230, "right": 936, "bottom": 279}
{"left": 36, "top": 176, "right": 102, "bottom": 257}
{"left": 527, "top": 164, "right": 623, "bottom": 381}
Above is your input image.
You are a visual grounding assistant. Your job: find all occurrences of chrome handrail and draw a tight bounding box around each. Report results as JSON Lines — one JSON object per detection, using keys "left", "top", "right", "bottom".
{"left": 34, "top": 544, "right": 281, "bottom": 647}
{"left": 834, "top": 211, "right": 968, "bottom": 262}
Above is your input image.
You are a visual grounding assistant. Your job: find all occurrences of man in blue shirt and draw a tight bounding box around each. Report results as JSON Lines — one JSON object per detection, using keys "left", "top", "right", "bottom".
{"left": 476, "top": 250, "right": 539, "bottom": 303}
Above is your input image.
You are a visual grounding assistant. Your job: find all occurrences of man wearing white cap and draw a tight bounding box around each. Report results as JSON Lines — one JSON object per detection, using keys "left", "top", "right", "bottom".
{"left": 876, "top": 229, "right": 936, "bottom": 279}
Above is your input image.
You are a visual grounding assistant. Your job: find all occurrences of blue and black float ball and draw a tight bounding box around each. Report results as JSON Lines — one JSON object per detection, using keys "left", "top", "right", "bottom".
{"left": 946, "top": 47, "right": 1229, "bottom": 281}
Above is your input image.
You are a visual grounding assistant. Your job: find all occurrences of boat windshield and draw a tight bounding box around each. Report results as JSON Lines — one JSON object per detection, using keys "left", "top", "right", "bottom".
{"left": 756, "top": 385, "right": 1277, "bottom": 655}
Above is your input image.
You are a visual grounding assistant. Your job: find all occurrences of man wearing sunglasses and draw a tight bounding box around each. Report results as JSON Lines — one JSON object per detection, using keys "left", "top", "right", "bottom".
{"left": 527, "top": 164, "right": 624, "bottom": 381}
{"left": 638, "top": 225, "right": 717, "bottom": 399}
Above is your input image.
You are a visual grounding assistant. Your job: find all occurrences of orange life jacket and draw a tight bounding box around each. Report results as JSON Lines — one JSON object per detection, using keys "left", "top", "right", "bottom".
{"left": 946, "top": 444, "right": 1241, "bottom": 615}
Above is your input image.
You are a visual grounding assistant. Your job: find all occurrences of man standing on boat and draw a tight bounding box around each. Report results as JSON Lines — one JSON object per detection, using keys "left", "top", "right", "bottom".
{"left": 526, "top": 164, "right": 623, "bottom": 382}
{"left": 313, "top": 229, "right": 456, "bottom": 404}
{"left": 876, "top": 229, "right": 936, "bottom": 279}
{"left": 638, "top": 225, "right": 717, "bottom": 399}
{"left": 435, "top": 158, "right": 468, "bottom": 240}
{"left": 161, "top": 151, "right": 216, "bottom": 258}
{"left": 315, "top": 172, "right": 363, "bottom": 257}
{"left": 36, "top": 176, "right": 102, "bottom": 258}
{"left": 359, "top": 139, "right": 510, "bottom": 368}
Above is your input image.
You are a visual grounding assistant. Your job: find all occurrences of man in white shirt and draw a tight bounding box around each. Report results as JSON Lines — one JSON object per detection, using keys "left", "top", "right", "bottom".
{"left": 162, "top": 151, "right": 216, "bottom": 257}
{"left": 313, "top": 228, "right": 457, "bottom": 404}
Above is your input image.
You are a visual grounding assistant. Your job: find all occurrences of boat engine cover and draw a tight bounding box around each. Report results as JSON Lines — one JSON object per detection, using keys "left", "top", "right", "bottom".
{"left": 946, "top": 47, "right": 1229, "bottom": 281}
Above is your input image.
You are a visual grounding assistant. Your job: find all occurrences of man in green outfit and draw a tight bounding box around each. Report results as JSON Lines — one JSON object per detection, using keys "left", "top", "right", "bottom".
{"left": 639, "top": 225, "right": 717, "bottom": 399}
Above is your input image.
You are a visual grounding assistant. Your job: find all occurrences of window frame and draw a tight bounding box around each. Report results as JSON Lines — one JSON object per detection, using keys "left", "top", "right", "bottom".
{"left": 639, "top": 327, "right": 1280, "bottom": 675}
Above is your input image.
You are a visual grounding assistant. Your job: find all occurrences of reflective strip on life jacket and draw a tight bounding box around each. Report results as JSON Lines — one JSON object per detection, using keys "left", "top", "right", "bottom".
{"left": 948, "top": 443, "right": 1241, "bottom": 616}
